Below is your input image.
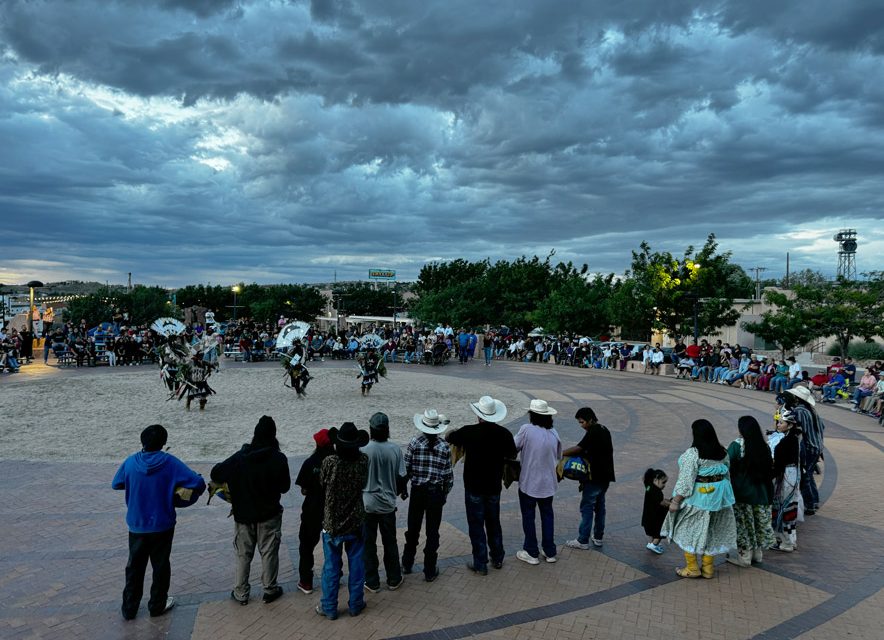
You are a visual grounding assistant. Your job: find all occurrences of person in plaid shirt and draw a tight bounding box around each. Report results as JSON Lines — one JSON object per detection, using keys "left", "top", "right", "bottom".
{"left": 401, "top": 409, "right": 453, "bottom": 583}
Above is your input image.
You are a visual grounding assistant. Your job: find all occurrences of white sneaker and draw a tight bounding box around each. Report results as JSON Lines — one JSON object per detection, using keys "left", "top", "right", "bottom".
{"left": 540, "top": 551, "right": 557, "bottom": 563}
{"left": 516, "top": 550, "right": 540, "bottom": 565}
{"left": 591, "top": 538, "right": 604, "bottom": 547}
{"left": 565, "top": 539, "right": 590, "bottom": 550}
{"left": 646, "top": 542, "right": 664, "bottom": 555}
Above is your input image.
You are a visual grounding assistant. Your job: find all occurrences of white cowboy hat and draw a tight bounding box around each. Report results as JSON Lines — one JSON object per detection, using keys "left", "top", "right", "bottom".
{"left": 413, "top": 409, "right": 451, "bottom": 435}
{"left": 526, "top": 399, "right": 557, "bottom": 415}
{"left": 469, "top": 395, "right": 507, "bottom": 423}
{"left": 785, "top": 385, "right": 816, "bottom": 407}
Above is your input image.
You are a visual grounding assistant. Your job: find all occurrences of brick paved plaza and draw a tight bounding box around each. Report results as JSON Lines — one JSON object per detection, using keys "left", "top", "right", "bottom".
{"left": 2, "top": 360, "right": 883, "bottom": 640}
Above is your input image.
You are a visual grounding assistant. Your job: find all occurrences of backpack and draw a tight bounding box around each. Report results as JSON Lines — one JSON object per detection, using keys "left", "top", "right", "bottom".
{"left": 562, "top": 456, "right": 590, "bottom": 482}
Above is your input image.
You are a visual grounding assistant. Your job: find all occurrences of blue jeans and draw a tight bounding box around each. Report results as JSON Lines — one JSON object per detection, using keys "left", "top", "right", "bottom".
{"left": 578, "top": 481, "right": 609, "bottom": 544}
{"left": 383, "top": 350, "right": 397, "bottom": 363}
{"left": 464, "top": 491, "right": 504, "bottom": 570}
{"left": 711, "top": 366, "right": 727, "bottom": 382}
{"left": 484, "top": 347, "right": 493, "bottom": 365}
{"left": 770, "top": 375, "right": 788, "bottom": 394}
{"left": 320, "top": 531, "right": 365, "bottom": 618}
{"left": 518, "top": 490, "right": 555, "bottom": 559}
{"left": 403, "top": 351, "right": 413, "bottom": 363}
{"left": 822, "top": 385, "right": 841, "bottom": 400}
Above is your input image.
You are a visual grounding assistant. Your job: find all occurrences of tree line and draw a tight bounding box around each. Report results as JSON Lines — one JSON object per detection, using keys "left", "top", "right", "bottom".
{"left": 61, "top": 233, "right": 883, "bottom": 355}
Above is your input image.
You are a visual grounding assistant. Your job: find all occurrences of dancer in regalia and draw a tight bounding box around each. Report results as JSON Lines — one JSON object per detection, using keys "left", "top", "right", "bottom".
{"left": 178, "top": 351, "right": 218, "bottom": 410}
{"left": 282, "top": 341, "right": 312, "bottom": 398}
{"left": 356, "top": 346, "right": 385, "bottom": 396}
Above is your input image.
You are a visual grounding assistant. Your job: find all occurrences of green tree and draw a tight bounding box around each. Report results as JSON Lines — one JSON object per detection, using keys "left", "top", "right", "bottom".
{"left": 796, "top": 279, "right": 882, "bottom": 358}
{"left": 410, "top": 259, "right": 491, "bottom": 327}
{"left": 743, "top": 280, "right": 883, "bottom": 358}
{"left": 332, "top": 282, "right": 395, "bottom": 316}
{"left": 121, "top": 286, "right": 175, "bottom": 326}
{"left": 174, "top": 284, "right": 229, "bottom": 314}
{"left": 65, "top": 292, "right": 116, "bottom": 327}
{"left": 531, "top": 271, "right": 615, "bottom": 336}
{"left": 612, "top": 234, "right": 752, "bottom": 342}
{"left": 742, "top": 290, "right": 815, "bottom": 357}
{"left": 780, "top": 268, "right": 829, "bottom": 289}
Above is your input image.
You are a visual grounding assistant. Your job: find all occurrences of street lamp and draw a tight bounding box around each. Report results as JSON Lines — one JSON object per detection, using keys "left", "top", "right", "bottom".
{"left": 231, "top": 285, "right": 241, "bottom": 322}
{"left": 27, "top": 280, "right": 44, "bottom": 337}
{"left": 684, "top": 263, "right": 701, "bottom": 346}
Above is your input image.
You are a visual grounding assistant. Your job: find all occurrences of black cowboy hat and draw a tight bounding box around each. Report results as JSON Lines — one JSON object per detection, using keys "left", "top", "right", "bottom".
{"left": 328, "top": 422, "right": 369, "bottom": 449}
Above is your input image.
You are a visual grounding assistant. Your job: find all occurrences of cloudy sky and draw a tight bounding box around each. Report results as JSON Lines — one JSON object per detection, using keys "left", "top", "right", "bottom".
{"left": 1, "top": 0, "right": 882, "bottom": 287}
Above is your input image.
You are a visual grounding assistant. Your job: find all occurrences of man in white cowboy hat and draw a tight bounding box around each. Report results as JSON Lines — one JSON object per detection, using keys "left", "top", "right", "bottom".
{"left": 402, "top": 409, "right": 454, "bottom": 582}
{"left": 446, "top": 396, "right": 517, "bottom": 575}
{"left": 361, "top": 413, "right": 407, "bottom": 593}
{"left": 783, "top": 386, "right": 824, "bottom": 515}
{"left": 317, "top": 422, "right": 370, "bottom": 620}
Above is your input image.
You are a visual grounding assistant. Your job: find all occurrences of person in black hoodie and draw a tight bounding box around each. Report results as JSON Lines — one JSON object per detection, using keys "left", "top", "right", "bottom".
{"left": 211, "top": 416, "right": 291, "bottom": 605}
{"left": 294, "top": 428, "right": 335, "bottom": 595}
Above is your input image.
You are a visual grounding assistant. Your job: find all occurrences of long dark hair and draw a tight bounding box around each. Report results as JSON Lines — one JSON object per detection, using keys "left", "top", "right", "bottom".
{"left": 690, "top": 419, "right": 727, "bottom": 460}
{"left": 737, "top": 416, "right": 772, "bottom": 482}
{"left": 643, "top": 468, "right": 666, "bottom": 488}
{"left": 529, "top": 411, "right": 554, "bottom": 429}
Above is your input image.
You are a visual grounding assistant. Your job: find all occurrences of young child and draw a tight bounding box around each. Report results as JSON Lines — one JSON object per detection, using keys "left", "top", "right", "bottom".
{"left": 642, "top": 469, "right": 670, "bottom": 554}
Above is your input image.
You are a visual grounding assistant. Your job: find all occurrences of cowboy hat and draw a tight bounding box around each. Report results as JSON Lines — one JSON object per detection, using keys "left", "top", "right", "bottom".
{"left": 469, "top": 395, "right": 507, "bottom": 423}
{"left": 328, "top": 422, "right": 369, "bottom": 449}
{"left": 413, "top": 409, "right": 450, "bottom": 435}
{"left": 526, "top": 399, "right": 557, "bottom": 415}
{"left": 785, "top": 385, "right": 816, "bottom": 407}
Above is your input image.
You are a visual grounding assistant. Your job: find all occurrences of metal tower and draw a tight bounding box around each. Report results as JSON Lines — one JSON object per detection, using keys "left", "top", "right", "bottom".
{"left": 833, "top": 229, "right": 858, "bottom": 280}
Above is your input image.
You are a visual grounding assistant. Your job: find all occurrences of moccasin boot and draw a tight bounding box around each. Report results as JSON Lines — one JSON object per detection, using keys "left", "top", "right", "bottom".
{"left": 675, "top": 552, "right": 701, "bottom": 578}
{"left": 701, "top": 554, "right": 715, "bottom": 579}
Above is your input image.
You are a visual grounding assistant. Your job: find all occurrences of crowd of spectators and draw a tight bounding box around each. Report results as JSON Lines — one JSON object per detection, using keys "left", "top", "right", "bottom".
{"left": 4, "top": 316, "right": 882, "bottom": 423}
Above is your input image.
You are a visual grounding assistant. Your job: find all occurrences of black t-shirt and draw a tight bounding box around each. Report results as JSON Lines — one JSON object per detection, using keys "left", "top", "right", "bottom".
{"left": 577, "top": 423, "right": 615, "bottom": 483}
{"left": 296, "top": 450, "right": 332, "bottom": 517}
{"left": 641, "top": 485, "right": 667, "bottom": 535}
{"left": 446, "top": 422, "right": 517, "bottom": 495}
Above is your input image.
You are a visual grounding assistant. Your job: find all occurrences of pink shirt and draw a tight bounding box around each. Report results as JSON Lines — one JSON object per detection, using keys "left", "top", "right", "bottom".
{"left": 515, "top": 423, "right": 562, "bottom": 499}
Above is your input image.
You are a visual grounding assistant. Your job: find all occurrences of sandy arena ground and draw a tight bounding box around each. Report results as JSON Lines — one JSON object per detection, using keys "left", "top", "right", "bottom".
{"left": 1, "top": 363, "right": 530, "bottom": 462}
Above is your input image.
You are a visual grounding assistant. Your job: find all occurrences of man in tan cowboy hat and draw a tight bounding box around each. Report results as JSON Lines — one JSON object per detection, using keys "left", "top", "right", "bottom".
{"left": 783, "top": 386, "right": 824, "bottom": 515}
{"left": 402, "top": 409, "right": 454, "bottom": 582}
{"left": 446, "top": 396, "right": 516, "bottom": 575}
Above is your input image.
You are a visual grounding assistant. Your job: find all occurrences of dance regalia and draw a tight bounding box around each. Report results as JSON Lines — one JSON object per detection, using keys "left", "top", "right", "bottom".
{"left": 282, "top": 344, "right": 312, "bottom": 397}
{"left": 177, "top": 354, "right": 217, "bottom": 410}
{"left": 356, "top": 350, "right": 385, "bottom": 396}
{"left": 159, "top": 337, "right": 191, "bottom": 396}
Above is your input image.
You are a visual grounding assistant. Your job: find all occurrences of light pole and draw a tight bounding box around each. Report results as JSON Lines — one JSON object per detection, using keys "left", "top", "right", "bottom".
{"left": 27, "top": 280, "right": 44, "bottom": 337}
{"left": 231, "top": 285, "right": 241, "bottom": 322}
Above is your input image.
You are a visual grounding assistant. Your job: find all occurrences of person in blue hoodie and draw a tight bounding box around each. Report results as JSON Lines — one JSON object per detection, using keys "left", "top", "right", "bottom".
{"left": 112, "top": 424, "right": 205, "bottom": 621}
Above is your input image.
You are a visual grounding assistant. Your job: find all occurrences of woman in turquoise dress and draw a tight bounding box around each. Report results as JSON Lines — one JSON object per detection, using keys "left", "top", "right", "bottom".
{"left": 662, "top": 419, "right": 737, "bottom": 578}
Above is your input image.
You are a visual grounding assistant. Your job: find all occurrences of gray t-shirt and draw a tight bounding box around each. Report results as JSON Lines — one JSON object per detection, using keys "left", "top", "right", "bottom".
{"left": 361, "top": 440, "right": 405, "bottom": 514}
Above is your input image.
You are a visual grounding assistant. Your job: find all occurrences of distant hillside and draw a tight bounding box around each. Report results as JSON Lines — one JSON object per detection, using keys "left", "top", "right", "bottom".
{"left": 0, "top": 281, "right": 127, "bottom": 295}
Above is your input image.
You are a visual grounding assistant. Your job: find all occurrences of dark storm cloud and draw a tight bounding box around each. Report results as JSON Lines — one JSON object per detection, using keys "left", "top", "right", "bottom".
{"left": 1, "top": 0, "right": 883, "bottom": 286}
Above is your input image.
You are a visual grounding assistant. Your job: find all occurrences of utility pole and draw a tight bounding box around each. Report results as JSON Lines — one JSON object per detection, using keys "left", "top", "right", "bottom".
{"left": 750, "top": 266, "right": 767, "bottom": 300}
